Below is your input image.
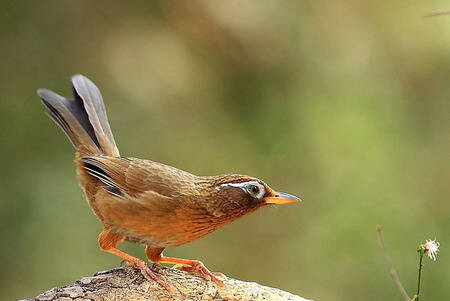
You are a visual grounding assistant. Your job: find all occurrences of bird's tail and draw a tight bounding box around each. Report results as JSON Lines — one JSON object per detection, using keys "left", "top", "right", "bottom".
{"left": 37, "top": 75, "right": 119, "bottom": 157}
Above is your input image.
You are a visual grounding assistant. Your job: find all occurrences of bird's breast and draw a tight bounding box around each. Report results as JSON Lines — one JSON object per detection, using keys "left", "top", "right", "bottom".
{"left": 103, "top": 198, "right": 232, "bottom": 248}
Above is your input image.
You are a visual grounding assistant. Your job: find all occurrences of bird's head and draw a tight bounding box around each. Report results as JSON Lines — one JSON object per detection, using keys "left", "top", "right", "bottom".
{"left": 201, "top": 174, "right": 301, "bottom": 219}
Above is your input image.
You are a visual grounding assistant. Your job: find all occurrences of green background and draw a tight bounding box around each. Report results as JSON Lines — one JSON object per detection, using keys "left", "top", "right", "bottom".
{"left": 1, "top": 1, "right": 448, "bottom": 300}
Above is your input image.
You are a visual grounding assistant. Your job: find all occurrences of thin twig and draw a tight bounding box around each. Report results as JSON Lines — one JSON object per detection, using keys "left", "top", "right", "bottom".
{"left": 422, "top": 10, "right": 450, "bottom": 18}
{"left": 376, "top": 225, "right": 411, "bottom": 301}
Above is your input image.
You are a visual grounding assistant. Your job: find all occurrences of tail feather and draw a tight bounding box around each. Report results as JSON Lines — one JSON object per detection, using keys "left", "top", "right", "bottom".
{"left": 38, "top": 75, "right": 119, "bottom": 157}
{"left": 72, "top": 75, "right": 119, "bottom": 156}
{"left": 38, "top": 88, "right": 101, "bottom": 151}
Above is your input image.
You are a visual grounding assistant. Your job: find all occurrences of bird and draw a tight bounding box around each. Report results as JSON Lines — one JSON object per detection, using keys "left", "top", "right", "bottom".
{"left": 37, "top": 74, "right": 301, "bottom": 288}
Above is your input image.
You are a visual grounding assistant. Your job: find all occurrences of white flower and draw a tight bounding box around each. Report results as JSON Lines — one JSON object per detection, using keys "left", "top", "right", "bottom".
{"left": 424, "top": 239, "right": 440, "bottom": 261}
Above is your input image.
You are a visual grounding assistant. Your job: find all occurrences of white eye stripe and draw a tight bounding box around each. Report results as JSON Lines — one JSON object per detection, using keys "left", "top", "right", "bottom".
{"left": 219, "top": 181, "right": 266, "bottom": 199}
{"left": 220, "top": 181, "right": 258, "bottom": 189}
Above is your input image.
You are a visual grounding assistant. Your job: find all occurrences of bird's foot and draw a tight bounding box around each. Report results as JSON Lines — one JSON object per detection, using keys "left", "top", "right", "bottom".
{"left": 126, "top": 259, "right": 174, "bottom": 293}
{"left": 180, "top": 261, "right": 225, "bottom": 286}
{"left": 151, "top": 262, "right": 163, "bottom": 271}
{"left": 212, "top": 271, "right": 226, "bottom": 278}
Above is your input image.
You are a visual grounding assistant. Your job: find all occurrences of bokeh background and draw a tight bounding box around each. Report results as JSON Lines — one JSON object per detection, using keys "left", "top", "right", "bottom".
{"left": 1, "top": 1, "right": 449, "bottom": 300}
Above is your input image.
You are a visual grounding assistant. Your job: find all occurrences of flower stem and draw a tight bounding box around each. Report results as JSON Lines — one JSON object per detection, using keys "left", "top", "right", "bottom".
{"left": 416, "top": 252, "right": 424, "bottom": 301}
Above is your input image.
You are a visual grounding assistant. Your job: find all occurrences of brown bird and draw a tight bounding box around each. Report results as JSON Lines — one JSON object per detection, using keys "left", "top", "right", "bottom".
{"left": 37, "top": 75, "right": 301, "bottom": 288}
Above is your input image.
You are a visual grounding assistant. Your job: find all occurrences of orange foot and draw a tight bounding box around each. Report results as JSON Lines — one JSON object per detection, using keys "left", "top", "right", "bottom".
{"left": 125, "top": 259, "right": 174, "bottom": 293}
{"left": 102, "top": 244, "right": 174, "bottom": 293}
{"left": 145, "top": 247, "right": 226, "bottom": 287}
{"left": 179, "top": 260, "right": 225, "bottom": 286}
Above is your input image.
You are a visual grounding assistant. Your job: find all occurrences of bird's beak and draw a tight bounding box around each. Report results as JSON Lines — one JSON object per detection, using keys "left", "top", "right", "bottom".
{"left": 264, "top": 192, "right": 302, "bottom": 205}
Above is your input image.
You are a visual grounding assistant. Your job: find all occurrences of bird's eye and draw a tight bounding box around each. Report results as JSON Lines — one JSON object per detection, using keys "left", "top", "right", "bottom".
{"left": 249, "top": 185, "right": 259, "bottom": 194}
{"left": 246, "top": 183, "right": 265, "bottom": 199}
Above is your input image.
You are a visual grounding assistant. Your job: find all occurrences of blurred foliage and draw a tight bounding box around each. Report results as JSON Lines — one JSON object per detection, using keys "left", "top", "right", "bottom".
{"left": 0, "top": 1, "right": 449, "bottom": 300}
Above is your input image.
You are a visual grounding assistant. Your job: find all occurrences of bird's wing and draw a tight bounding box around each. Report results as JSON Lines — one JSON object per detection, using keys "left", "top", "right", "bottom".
{"left": 79, "top": 155, "right": 198, "bottom": 199}
{"left": 80, "top": 155, "right": 132, "bottom": 198}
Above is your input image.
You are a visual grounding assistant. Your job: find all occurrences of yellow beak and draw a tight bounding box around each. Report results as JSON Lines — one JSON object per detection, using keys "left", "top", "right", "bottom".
{"left": 264, "top": 192, "right": 302, "bottom": 204}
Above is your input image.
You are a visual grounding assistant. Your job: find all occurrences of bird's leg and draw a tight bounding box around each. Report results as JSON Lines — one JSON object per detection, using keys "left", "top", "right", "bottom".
{"left": 98, "top": 229, "right": 172, "bottom": 292}
{"left": 145, "top": 246, "right": 225, "bottom": 286}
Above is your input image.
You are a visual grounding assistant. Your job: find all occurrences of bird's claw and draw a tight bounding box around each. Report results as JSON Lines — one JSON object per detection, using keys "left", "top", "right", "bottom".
{"left": 126, "top": 260, "right": 175, "bottom": 293}
{"left": 213, "top": 271, "right": 226, "bottom": 278}
{"left": 151, "top": 262, "right": 163, "bottom": 272}
{"left": 180, "top": 261, "right": 225, "bottom": 286}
